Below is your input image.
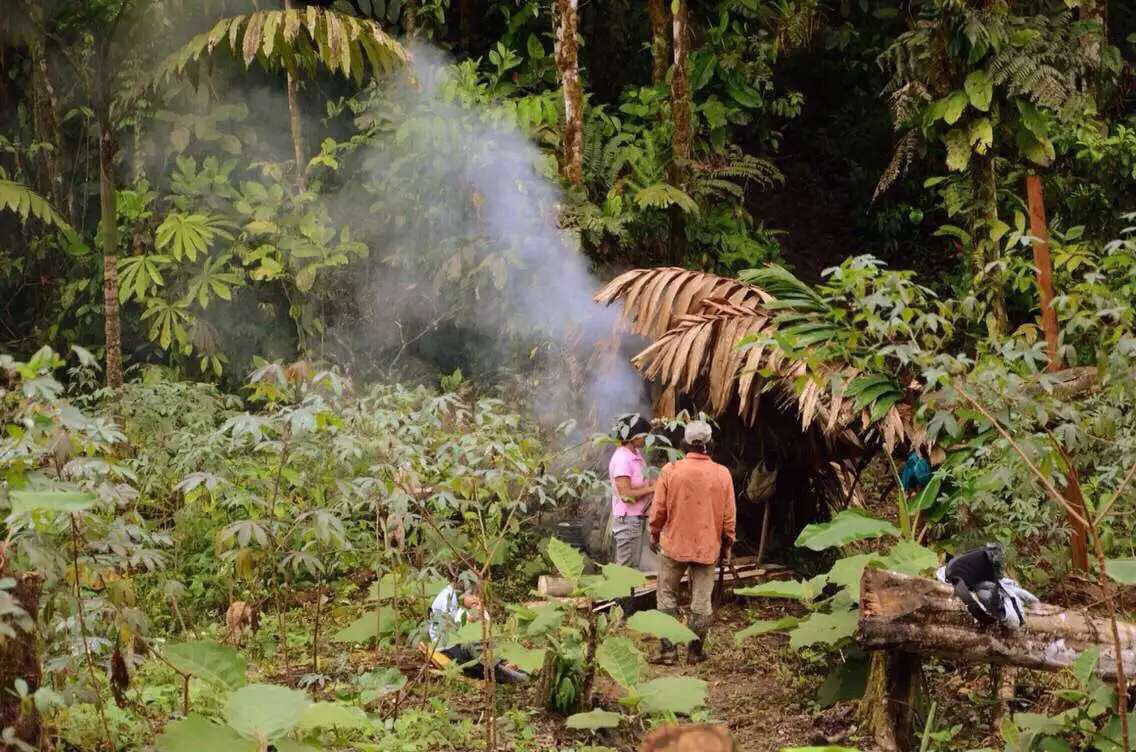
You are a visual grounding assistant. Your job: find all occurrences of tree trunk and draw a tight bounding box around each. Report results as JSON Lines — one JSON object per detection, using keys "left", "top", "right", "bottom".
{"left": 459, "top": 0, "right": 473, "bottom": 52}
{"left": 284, "top": 0, "right": 306, "bottom": 189}
{"left": 29, "top": 24, "right": 64, "bottom": 213}
{"left": 1025, "top": 175, "right": 1060, "bottom": 373}
{"left": 668, "top": 0, "right": 691, "bottom": 265}
{"left": 95, "top": 63, "right": 124, "bottom": 391}
{"left": 0, "top": 569, "right": 43, "bottom": 750}
{"left": 858, "top": 569, "right": 1136, "bottom": 681}
{"left": 402, "top": 0, "right": 417, "bottom": 35}
{"left": 555, "top": 0, "right": 583, "bottom": 186}
{"left": 647, "top": 0, "right": 670, "bottom": 85}
{"left": 970, "top": 152, "right": 1006, "bottom": 335}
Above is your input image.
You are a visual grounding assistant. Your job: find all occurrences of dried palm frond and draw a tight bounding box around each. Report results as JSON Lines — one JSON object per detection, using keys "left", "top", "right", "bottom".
{"left": 597, "top": 267, "right": 918, "bottom": 451}
{"left": 594, "top": 267, "right": 772, "bottom": 341}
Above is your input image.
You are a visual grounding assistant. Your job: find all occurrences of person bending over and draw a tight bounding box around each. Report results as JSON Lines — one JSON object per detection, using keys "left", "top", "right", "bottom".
{"left": 428, "top": 582, "right": 526, "bottom": 683}
{"left": 648, "top": 420, "right": 736, "bottom": 665}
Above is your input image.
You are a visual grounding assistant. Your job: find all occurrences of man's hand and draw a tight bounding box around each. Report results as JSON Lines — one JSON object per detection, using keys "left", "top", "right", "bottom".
{"left": 720, "top": 537, "right": 733, "bottom": 563}
{"left": 649, "top": 536, "right": 660, "bottom": 555}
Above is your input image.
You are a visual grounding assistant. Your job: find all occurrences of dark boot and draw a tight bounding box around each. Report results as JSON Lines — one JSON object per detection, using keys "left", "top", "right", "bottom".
{"left": 687, "top": 617, "right": 709, "bottom": 665}
{"left": 650, "top": 608, "right": 679, "bottom": 665}
{"left": 617, "top": 590, "right": 636, "bottom": 617}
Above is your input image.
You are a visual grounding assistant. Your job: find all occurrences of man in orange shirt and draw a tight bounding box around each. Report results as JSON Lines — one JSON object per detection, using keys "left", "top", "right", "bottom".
{"left": 648, "top": 420, "right": 736, "bottom": 665}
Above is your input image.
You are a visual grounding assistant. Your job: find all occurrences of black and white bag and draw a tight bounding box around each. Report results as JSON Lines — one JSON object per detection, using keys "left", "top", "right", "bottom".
{"left": 938, "top": 544, "right": 1036, "bottom": 630}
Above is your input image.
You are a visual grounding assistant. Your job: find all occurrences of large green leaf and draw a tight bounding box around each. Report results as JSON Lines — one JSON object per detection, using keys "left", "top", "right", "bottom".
{"left": 817, "top": 653, "right": 870, "bottom": 708}
{"left": 357, "top": 667, "right": 406, "bottom": 702}
{"left": 626, "top": 610, "right": 698, "bottom": 645}
{"left": 156, "top": 714, "right": 255, "bottom": 752}
{"left": 523, "top": 604, "right": 565, "bottom": 637}
{"left": 224, "top": 684, "right": 310, "bottom": 741}
{"left": 1072, "top": 647, "right": 1100, "bottom": 688}
{"left": 794, "top": 511, "right": 899, "bottom": 551}
{"left": 596, "top": 636, "right": 644, "bottom": 690}
{"left": 943, "top": 90, "right": 969, "bottom": 124}
{"left": 295, "top": 702, "right": 370, "bottom": 731}
{"left": 586, "top": 563, "right": 646, "bottom": 600}
{"left": 880, "top": 541, "right": 938, "bottom": 576}
{"left": 330, "top": 609, "right": 397, "bottom": 643}
{"left": 636, "top": 676, "right": 708, "bottom": 715}
{"left": 735, "top": 616, "right": 799, "bottom": 644}
{"left": 736, "top": 578, "right": 821, "bottom": 602}
{"left": 789, "top": 608, "right": 860, "bottom": 650}
{"left": 9, "top": 490, "right": 96, "bottom": 516}
{"left": 826, "top": 554, "right": 882, "bottom": 601}
{"left": 944, "top": 127, "right": 972, "bottom": 172}
{"left": 162, "top": 641, "right": 247, "bottom": 690}
{"left": 547, "top": 537, "right": 584, "bottom": 583}
{"left": 496, "top": 642, "right": 546, "bottom": 673}
{"left": 565, "top": 709, "right": 623, "bottom": 730}
{"left": 1105, "top": 559, "right": 1136, "bottom": 585}
{"left": 964, "top": 70, "right": 994, "bottom": 111}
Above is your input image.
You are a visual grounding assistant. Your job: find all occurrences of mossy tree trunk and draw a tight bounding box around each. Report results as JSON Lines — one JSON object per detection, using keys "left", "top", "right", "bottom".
{"left": 555, "top": 0, "right": 583, "bottom": 186}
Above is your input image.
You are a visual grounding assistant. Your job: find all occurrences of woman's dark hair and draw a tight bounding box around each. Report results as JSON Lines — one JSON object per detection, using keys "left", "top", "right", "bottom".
{"left": 614, "top": 414, "right": 652, "bottom": 443}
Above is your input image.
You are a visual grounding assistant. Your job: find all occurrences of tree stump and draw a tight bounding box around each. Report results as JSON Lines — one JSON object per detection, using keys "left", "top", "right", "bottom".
{"left": 639, "top": 723, "right": 735, "bottom": 752}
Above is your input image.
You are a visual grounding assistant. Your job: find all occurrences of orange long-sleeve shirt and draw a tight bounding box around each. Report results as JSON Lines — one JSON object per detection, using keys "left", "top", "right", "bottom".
{"left": 648, "top": 452, "right": 737, "bottom": 565}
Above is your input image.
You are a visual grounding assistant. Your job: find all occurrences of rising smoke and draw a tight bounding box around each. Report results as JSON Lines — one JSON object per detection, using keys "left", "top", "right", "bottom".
{"left": 328, "top": 42, "right": 650, "bottom": 436}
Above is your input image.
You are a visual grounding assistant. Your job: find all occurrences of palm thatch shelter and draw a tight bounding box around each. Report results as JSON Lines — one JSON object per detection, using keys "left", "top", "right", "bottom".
{"left": 594, "top": 267, "right": 921, "bottom": 555}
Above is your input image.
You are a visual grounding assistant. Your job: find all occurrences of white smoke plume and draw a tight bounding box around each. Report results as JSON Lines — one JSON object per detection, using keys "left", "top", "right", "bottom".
{"left": 328, "top": 42, "right": 650, "bottom": 436}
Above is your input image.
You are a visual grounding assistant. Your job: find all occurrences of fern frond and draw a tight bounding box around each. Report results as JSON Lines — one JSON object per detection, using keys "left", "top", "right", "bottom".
{"left": 634, "top": 183, "right": 700, "bottom": 215}
{"left": 873, "top": 130, "right": 923, "bottom": 201}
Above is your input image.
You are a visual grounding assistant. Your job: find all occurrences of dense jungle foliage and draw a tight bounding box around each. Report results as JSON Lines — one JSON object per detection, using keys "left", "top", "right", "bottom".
{"left": 6, "top": 0, "right": 1136, "bottom": 750}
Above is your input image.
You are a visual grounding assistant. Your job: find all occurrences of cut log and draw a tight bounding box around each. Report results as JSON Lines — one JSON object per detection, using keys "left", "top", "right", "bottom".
{"left": 537, "top": 576, "right": 573, "bottom": 598}
{"left": 859, "top": 569, "right": 1136, "bottom": 681}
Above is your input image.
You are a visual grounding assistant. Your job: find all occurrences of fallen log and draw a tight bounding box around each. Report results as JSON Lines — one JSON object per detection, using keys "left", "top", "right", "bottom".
{"left": 858, "top": 568, "right": 1136, "bottom": 681}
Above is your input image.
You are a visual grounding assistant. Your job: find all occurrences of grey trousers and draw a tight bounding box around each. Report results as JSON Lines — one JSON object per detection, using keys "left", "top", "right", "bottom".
{"left": 611, "top": 514, "right": 645, "bottom": 569}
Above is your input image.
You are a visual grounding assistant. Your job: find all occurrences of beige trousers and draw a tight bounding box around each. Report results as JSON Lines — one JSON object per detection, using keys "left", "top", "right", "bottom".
{"left": 656, "top": 553, "right": 716, "bottom": 620}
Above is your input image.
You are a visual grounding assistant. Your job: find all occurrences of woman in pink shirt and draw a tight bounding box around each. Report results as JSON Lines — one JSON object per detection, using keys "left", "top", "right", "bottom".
{"left": 608, "top": 415, "right": 655, "bottom": 574}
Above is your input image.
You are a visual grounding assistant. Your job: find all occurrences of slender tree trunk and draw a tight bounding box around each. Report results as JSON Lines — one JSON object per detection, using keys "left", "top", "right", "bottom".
{"left": 29, "top": 26, "right": 63, "bottom": 213}
{"left": 555, "top": 0, "right": 583, "bottom": 186}
{"left": 95, "top": 60, "right": 124, "bottom": 391}
{"left": 970, "top": 152, "right": 1006, "bottom": 335}
{"left": 1025, "top": 175, "right": 1060, "bottom": 372}
{"left": 647, "top": 0, "right": 670, "bottom": 85}
{"left": 459, "top": 0, "right": 473, "bottom": 52}
{"left": 403, "top": 0, "right": 417, "bottom": 35}
{"left": 284, "top": 0, "right": 306, "bottom": 189}
{"left": 668, "top": 0, "right": 691, "bottom": 265}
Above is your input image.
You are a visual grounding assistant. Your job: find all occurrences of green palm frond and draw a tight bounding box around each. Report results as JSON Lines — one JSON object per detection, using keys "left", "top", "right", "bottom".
{"left": 0, "top": 180, "right": 71, "bottom": 231}
{"left": 157, "top": 7, "right": 409, "bottom": 87}
{"left": 740, "top": 265, "right": 828, "bottom": 313}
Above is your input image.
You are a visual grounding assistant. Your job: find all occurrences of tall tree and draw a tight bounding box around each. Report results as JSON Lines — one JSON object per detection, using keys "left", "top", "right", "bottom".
{"left": 647, "top": 0, "right": 670, "bottom": 85}
{"left": 668, "top": 0, "right": 691, "bottom": 264}
{"left": 878, "top": 0, "right": 1097, "bottom": 334}
{"left": 283, "top": 0, "right": 306, "bottom": 189}
{"left": 555, "top": 0, "right": 583, "bottom": 186}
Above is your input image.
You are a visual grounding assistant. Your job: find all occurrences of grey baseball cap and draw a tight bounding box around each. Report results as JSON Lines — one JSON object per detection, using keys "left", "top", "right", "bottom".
{"left": 684, "top": 420, "right": 713, "bottom": 445}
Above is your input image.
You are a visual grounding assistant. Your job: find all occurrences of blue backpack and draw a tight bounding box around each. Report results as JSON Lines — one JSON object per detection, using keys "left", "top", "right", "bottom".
{"left": 900, "top": 451, "right": 932, "bottom": 493}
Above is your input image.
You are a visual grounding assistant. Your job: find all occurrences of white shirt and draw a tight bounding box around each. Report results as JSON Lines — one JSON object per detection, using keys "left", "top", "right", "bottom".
{"left": 428, "top": 585, "right": 467, "bottom": 644}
